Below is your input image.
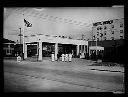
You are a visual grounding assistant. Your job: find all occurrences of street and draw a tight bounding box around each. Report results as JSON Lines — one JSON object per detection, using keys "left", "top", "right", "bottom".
{"left": 4, "top": 59, "right": 124, "bottom": 92}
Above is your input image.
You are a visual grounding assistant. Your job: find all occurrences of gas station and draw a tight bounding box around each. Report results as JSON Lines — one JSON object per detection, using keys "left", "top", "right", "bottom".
{"left": 23, "top": 34, "right": 88, "bottom": 61}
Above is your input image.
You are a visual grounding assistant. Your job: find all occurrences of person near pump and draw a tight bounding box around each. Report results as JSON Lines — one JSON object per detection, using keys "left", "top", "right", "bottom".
{"left": 65, "top": 53, "right": 68, "bottom": 62}
{"left": 51, "top": 52, "right": 55, "bottom": 62}
{"left": 68, "top": 53, "right": 72, "bottom": 62}
{"left": 62, "top": 53, "right": 65, "bottom": 62}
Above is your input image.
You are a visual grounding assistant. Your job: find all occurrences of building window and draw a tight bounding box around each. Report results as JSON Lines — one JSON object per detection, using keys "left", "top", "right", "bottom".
{"left": 120, "top": 30, "right": 123, "bottom": 33}
{"left": 6, "top": 48, "right": 11, "bottom": 55}
{"left": 97, "top": 27, "right": 99, "bottom": 30}
{"left": 99, "top": 27, "right": 102, "bottom": 30}
{"left": 120, "top": 36, "right": 123, "bottom": 39}
{"left": 111, "top": 37, "right": 114, "bottom": 40}
{"left": 112, "top": 31, "right": 114, "bottom": 34}
{"left": 104, "top": 26, "right": 107, "bottom": 30}
{"left": 104, "top": 31, "right": 106, "bottom": 35}
{"left": 97, "top": 32, "right": 99, "bottom": 36}
{"left": 111, "top": 25, "right": 114, "bottom": 28}
{"left": 120, "top": 23, "right": 123, "bottom": 27}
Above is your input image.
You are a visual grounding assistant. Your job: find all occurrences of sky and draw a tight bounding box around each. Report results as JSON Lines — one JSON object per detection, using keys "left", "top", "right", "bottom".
{"left": 4, "top": 7, "right": 124, "bottom": 43}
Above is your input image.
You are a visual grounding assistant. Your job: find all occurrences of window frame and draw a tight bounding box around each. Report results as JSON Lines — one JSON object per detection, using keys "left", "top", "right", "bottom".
{"left": 112, "top": 31, "right": 114, "bottom": 34}
{"left": 104, "top": 26, "right": 107, "bottom": 30}
{"left": 111, "top": 25, "right": 114, "bottom": 28}
{"left": 111, "top": 37, "right": 114, "bottom": 40}
{"left": 120, "top": 30, "right": 123, "bottom": 33}
{"left": 120, "top": 23, "right": 123, "bottom": 27}
{"left": 120, "top": 36, "right": 123, "bottom": 39}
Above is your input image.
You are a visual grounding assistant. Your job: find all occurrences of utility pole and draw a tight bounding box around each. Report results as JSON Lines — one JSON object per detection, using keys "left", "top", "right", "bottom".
{"left": 96, "top": 26, "right": 98, "bottom": 62}
{"left": 18, "top": 27, "right": 22, "bottom": 57}
{"left": 19, "top": 28, "right": 22, "bottom": 44}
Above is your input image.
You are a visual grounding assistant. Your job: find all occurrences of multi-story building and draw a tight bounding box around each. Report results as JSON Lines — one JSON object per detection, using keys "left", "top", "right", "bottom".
{"left": 23, "top": 34, "right": 88, "bottom": 60}
{"left": 89, "top": 18, "right": 125, "bottom": 63}
{"left": 3, "top": 38, "right": 16, "bottom": 57}
{"left": 92, "top": 18, "right": 124, "bottom": 41}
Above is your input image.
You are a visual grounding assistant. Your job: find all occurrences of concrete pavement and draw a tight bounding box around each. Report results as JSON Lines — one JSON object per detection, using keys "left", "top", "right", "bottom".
{"left": 4, "top": 58, "right": 124, "bottom": 92}
{"left": 4, "top": 57, "right": 124, "bottom": 73}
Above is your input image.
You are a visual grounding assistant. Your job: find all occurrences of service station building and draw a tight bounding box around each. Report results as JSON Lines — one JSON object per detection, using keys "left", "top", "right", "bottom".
{"left": 24, "top": 34, "right": 88, "bottom": 61}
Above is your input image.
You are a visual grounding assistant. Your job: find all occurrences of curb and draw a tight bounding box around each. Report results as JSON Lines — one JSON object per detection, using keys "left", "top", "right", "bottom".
{"left": 89, "top": 69, "right": 124, "bottom": 73}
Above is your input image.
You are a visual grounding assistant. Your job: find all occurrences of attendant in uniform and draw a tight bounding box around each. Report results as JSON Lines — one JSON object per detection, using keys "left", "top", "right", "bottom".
{"left": 65, "top": 53, "right": 68, "bottom": 62}
{"left": 69, "top": 53, "right": 72, "bottom": 62}
{"left": 51, "top": 52, "right": 55, "bottom": 62}
{"left": 62, "top": 53, "right": 65, "bottom": 62}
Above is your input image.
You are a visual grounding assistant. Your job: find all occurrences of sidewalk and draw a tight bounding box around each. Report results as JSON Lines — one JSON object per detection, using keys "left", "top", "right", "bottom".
{"left": 4, "top": 57, "right": 124, "bottom": 73}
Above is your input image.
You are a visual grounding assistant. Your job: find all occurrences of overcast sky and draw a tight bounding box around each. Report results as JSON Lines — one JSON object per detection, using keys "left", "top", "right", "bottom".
{"left": 4, "top": 7, "right": 124, "bottom": 42}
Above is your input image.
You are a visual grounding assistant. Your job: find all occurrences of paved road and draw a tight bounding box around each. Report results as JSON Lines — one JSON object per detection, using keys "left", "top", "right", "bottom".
{"left": 4, "top": 60, "right": 124, "bottom": 92}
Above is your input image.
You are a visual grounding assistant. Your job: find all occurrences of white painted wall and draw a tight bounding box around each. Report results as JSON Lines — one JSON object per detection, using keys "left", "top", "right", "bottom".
{"left": 25, "top": 34, "right": 88, "bottom": 45}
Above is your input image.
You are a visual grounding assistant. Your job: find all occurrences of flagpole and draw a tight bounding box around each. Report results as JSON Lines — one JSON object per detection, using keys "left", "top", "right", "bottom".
{"left": 96, "top": 27, "right": 97, "bottom": 62}
{"left": 22, "top": 13, "right": 25, "bottom": 60}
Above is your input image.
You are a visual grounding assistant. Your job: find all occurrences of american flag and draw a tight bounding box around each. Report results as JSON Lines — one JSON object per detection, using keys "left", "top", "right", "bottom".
{"left": 24, "top": 19, "right": 32, "bottom": 27}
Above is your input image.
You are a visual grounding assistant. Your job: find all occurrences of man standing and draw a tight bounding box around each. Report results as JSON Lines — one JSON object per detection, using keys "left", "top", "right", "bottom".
{"left": 69, "top": 53, "right": 72, "bottom": 62}
{"left": 51, "top": 52, "right": 55, "bottom": 62}
{"left": 65, "top": 53, "right": 68, "bottom": 62}
{"left": 62, "top": 53, "right": 65, "bottom": 62}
